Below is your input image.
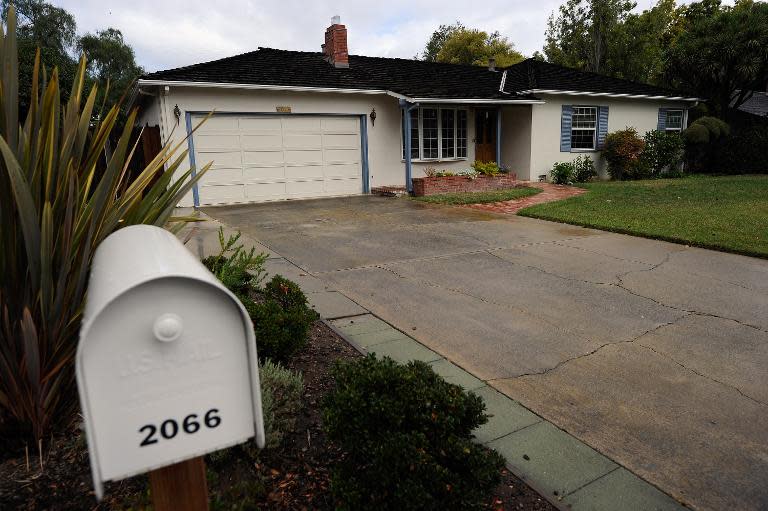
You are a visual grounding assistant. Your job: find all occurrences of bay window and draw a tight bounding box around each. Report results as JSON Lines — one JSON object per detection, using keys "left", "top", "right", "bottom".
{"left": 402, "top": 106, "right": 468, "bottom": 160}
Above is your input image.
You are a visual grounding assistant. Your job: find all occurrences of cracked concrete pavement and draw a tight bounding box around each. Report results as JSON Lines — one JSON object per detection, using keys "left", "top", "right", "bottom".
{"left": 204, "top": 196, "right": 768, "bottom": 511}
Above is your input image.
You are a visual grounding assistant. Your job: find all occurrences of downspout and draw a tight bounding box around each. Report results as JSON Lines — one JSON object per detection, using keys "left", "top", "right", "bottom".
{"left": 400, "top": 99, "right": 419, "bottom": 193}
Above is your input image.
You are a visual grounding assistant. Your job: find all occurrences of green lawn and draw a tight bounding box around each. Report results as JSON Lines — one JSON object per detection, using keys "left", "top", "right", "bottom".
{"left": 518, "top": 175, "right": 768, "bottom": 258}
{"left": 414, "top": 187, "right": 541, "bottom": 205}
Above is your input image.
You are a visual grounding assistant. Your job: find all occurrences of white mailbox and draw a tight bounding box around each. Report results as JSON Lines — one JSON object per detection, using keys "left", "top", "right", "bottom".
{"left": 77, "top": 225, "right": 265, "bottom": 499}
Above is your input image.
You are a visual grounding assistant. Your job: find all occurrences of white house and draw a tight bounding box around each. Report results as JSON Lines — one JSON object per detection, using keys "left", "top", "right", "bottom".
{"left": 134, "top": 17, "right": 699, "bottom": 207}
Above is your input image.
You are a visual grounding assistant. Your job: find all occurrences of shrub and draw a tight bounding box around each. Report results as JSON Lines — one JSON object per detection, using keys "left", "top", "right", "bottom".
{"left": 550, "top": 161, "right": 574, "bottom": 184}
{"left": 642, "top": 131, "right": 684, "bottom": 176}
{"left": 712, "top": 125, "right": 768, "bottom": 174}
{"left": 572, "top": 155, "right": 597, "bottom": 182}
{"left": 245, "top": 276, "right": 318, "bottom": 363}
{"left": 323, "top": 355, "right": 504, "bottom": 510}
{"left": 682, "top": 116, "right": 732, "bottom": 172}
{"left": 471, "top": 161, "right": 501, "bottom": 176}
{"left": 0, "top": 8, "right": 207, "bottom": 442}
{"left": 202, "top": 228, "right": 267, "bottom": 300}
{"left": 603, "top": 128, "right": 647, "bottom": 180}
{"left": 252, "top": 359, "right": 303, "bottom": 451}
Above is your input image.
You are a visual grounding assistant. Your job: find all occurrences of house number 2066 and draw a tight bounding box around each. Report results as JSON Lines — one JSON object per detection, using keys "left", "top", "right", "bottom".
{"left": 139, "top": 408, "right": 221, "bottom": 447}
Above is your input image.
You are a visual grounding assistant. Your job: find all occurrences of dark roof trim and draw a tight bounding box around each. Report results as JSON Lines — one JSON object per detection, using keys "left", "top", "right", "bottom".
{"left": 515, "top": 89, "right": 701, "bottom": 102}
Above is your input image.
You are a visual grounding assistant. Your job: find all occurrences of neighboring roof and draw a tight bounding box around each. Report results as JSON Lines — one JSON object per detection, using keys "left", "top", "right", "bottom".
{"left": 140, "top": 48, "right": 697, "bottom": 102}
{"left": 733, "top": 91, "right": 768, "bottom": 117}
{"left": 502, "top": 58, "right": 697, "bottom": 100}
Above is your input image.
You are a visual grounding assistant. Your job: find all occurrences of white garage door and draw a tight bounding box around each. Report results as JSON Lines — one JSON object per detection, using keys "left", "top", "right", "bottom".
{"left": 192, "top": 114, "right": 363, "bottom": 205}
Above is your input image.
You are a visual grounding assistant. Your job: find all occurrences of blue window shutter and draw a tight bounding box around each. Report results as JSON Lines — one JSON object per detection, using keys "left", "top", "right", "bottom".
{"left": 560, "top": 105, "right": 572, "bottom": 152}
{"left": 597, "top": 106, "right": 609, "bottom": 149}
{"left": 657, "top": 108, "right": 667, "bottom": 131}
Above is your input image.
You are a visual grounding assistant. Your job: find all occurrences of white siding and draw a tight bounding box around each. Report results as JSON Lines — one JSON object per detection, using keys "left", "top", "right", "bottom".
{"left": 529, "top": 94, "right": 689, "bottom": 180}
{"left": 500, "top": 105, "right": 532, "bottom": 180}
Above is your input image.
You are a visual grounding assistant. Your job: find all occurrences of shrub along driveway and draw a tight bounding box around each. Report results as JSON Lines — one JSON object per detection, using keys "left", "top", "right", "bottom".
{"left": 205, "top": 196, "right": 768, "bottom": 511}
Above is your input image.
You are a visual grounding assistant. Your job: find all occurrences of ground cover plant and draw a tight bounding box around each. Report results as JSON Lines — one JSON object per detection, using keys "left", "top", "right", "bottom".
{"left": 414, "top": 187, "right": 541, "bottom": 205}
{"left": 519, "top": 175, "right": 768, "bottom": 258}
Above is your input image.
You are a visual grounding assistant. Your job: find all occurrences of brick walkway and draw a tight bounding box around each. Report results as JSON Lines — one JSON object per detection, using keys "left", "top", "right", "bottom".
{"left": 463, "top": 182, "right": 586, "bottom": 214}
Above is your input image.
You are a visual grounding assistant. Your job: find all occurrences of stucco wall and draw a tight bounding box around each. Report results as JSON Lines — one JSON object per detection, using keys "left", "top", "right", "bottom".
{"left": 140, "top": 86, "right": 477, "bottom": 206}
{"left": 529, "top": 94, "right": 689, "bottom": 179}
{"left": 500, "top": 105, "right": 533, "bottom": 180}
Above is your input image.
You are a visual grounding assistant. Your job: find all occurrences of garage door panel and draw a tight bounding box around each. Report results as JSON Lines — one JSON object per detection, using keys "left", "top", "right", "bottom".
{"left": 325, "top": 178, "right": 361, "bottom": 194}
{"left": 324, "top": 163, "right": 360, "bottom": 179}
{"left": 285, "top": 164, "right": 324, "bottom": 180}
{"left": 283, "top": 117, "right": 322, "bottom": 131}
{"left": 245, "top": 182, "right": 288, "bottom": 199}
{"left": 322, "top": 118, "right": 359, "bottom": 133}
{"left": 283, "top": 134, "right": 322, "bottom": 149}
{"left": 243, "top": 166, "right": 286, "bottom": 180}
{"left": 285, "top": 149, "right": 323, "bottom": 165}
{"left": 199, "top": 184, "right": 245, "bottom": 205}
{"left": 239, "top": 117, "right": 282, "bottom": 131}
{"left": 242, "top": 134, "right": 283, "bottom": 150}
{"left": 323, "top": 133, "right": 359, "bottom": 148}
{"left": 194, "top": 134, "right": 240, "bottom": 151}
{"left": 324, "top": 148, "right": 360, "bottom": 163}
{"left": 201, "top": 167, "right": 243, "bottom": 185}
{"left": 199, "top": 116, "right": 239, "bottom": 131}
{"left": 242, "top": 150, "right": 284, "bottom": 165}
{"left": 194, "top": 114, "right": 362, "bottom": 204}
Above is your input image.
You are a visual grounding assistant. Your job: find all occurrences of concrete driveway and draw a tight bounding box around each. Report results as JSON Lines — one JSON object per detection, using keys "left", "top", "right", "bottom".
{"left": 205, "top": 196, "right": 768, "bottom": 511}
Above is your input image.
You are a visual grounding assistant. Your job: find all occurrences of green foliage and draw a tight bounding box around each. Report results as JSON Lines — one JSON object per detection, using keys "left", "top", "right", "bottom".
{"left": 665, "top": 0, "right": 768, "bottom": 117}
{"left": 201, "top": 227, "right": 268, "bottom": 300}
{"left": 642, "top": 130, "right": 684, "bottom": 175}
{"left": 252, "top": 359, "right": 303, "bottom": 451}
{"left": 243, "top": 275, "right": 318, "bottom": 364}
{"left": 323, "top": 355, "right": 505, "bottom": 510}
{"left": 573, "top": 155, "right": 597, "bottom": 182}
{"left": 519, "top": 175, "right": 768, "bottom": 258}
{"left": 682, "top": 122, "right": 710, "bottom": 145}
{"left": 711, "top": 125, "right": 768, "bottom": 175}
{"left": 436, "top": 28, "right": 524, "bottom": 67}
{"left": 471, "top": 160, "right": 501, "bottom": 176}
{"left": 420, "top": 21, "right": 464, "bottom": 61}
{"left": 682, "top": 116, "right": 731, "bottom": 171}
{"left": 603, "top": 128, "right": 647, "bottom": 180}
{"left": 551, "top": 161, "right": 574, "bottom": 184}
{"left": 0, "top": 7, "right": 209, "bottom": 442}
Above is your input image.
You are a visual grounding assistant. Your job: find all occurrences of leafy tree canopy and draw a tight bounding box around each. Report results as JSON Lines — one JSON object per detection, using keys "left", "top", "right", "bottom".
{"left": 435, "top": 28, "right": 524, "bottom": 67}
{"left": 79, "top": 28, "right": 144, "bottom": 111}
{"left": 421, "top": 21, "right": 464, "bottom": 61}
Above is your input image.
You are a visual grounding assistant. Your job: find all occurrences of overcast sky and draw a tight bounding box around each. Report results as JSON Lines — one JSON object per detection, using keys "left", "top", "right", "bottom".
{"left": 52, "top": 0, "right": 673, "bottom": 72}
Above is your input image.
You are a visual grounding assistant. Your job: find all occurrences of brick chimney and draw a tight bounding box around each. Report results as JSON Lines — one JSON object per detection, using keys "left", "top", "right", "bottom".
{"left": 321, "top": 15, "right": 349, "bottom": 68}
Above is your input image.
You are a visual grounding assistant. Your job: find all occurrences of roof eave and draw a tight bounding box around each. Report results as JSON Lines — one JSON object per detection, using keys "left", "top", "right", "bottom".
{"left": 517, "top": 89, "right": 702, "bottom": 102}
{"left": 136, "top": 79, "right": 391, "bottom": 96}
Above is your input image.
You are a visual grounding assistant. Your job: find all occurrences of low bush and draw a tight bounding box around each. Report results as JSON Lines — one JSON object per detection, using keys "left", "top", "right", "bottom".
{"left": 471, "top": 161, "right": 501, "bottom": 176}
{"left": 323, "top": 355, "right": 504, "bottom": 510}
{"left": 573, "top": 155, "right": 597, "bottom": 182}
{"left": 252, "top": 359, "right": 303, "bottom": 451}
{"left": 550, "top": 161, "right": 574, "bottom": 184}
{"left": 642, "top": 131, "right": 684, "bottom": 176}
{"left": 682, "top": 116, "right": 731, "bottom": 172}
{"left": 603, "top": 128, "right": 647, "bottom": 180}
{"left": 203, "top": 229, "right": 317, "bottom": 363}
{"left": 202, "top": 228, "right": 267, "bottom": 300}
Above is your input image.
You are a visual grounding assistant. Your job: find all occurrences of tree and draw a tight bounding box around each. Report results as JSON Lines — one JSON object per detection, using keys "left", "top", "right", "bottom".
{"left": 543, "top": 0, "right": 635, "bottom": 74}
{"left": 436, "top": 28, "right": 524, "bottom": 67}
{"left": 665, "top": 0, "right": 768, "bottom": 117}
{"left": 421, "top": 21, "right": 464, "bottom": 61}
{"left": 1, "top": 0, "right": 78, "bottom": 115}
{"left": 79, "top": 28, "right": 144, "bottom": 112}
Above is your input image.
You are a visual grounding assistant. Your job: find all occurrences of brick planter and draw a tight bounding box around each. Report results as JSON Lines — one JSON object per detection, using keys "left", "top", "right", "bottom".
{"left": 411, "top": 173, "right": 518, "bottom": 196}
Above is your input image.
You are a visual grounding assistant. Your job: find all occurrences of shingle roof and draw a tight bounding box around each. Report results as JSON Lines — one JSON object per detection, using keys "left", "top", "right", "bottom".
{"left": 142, "top": 48, "right": 521, "bottom": 100}
{"left": 734, "top": 91, "right": 768, "bottom": 117}
{"left": 502, "top": 58, "right": 691, "bottom": 98}
{"left": 142, "top": 48, "right": 693, "bottom": 101}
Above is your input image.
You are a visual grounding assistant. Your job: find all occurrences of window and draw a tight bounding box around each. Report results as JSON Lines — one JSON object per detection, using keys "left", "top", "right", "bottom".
{"left": 457, "top": 110, "right": 467, "bottom": 158}
{"left": 571, "top": 106, "right": 597, "bottom": 150}
{"left": 441, "top": 109, "right": 455, "bottom": 158}
{"left": 665, "top": 109, "right": 683, "bottom": 131}
{"left": 401, "top": 107, "right": 468, "bottom": 160}
{"left": 422, "top": 108, "right": 439, "bottom": 159}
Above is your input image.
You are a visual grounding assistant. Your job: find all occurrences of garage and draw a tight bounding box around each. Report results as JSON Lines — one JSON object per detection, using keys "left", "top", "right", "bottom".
{"left": 191, "top": 114, "right": 364, "bottom": 205}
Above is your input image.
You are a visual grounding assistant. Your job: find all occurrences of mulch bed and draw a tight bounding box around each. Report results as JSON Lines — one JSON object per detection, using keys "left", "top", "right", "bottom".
{"left": 0, "top": 321, "right": 554, "bottom": 510}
